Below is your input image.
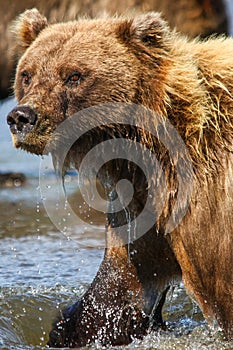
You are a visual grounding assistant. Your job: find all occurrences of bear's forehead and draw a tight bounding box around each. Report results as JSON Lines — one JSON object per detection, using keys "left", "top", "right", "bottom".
{"left": 18, "top": 20, "right": 132, "bottom": 76}
{"left": 21, "top": 20, "right": 125, "bottom": 66}
{"left": 38, "top": 20, "right": 119, "bottom": 49}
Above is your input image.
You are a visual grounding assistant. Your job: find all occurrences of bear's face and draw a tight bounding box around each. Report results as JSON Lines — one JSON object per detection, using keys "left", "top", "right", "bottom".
{"left": 8, "top": 9, "right": 170, "bottom": 155}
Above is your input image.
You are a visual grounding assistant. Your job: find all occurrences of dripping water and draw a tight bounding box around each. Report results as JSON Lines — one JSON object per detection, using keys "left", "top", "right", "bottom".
{"left": 123, "top": 206, "right": 132, "bottom": 261}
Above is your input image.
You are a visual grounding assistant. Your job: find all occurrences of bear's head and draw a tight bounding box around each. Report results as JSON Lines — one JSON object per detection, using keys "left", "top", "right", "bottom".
{"left": 7, "top": 9, "right": 171, "bottom": 155}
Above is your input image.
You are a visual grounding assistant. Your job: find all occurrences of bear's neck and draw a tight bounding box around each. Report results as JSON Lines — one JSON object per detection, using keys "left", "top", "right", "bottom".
{"left": 165, "top": 35, "right": 233, "bottom": 169}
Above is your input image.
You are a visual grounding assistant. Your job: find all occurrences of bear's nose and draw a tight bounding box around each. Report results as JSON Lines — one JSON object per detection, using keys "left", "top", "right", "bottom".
{"left": 7, "top": 106, "right": 37, "bottom": 134}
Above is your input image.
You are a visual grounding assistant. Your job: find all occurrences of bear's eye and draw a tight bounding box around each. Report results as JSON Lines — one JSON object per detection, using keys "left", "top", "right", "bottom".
{"left": 21, "top": 71, "right": 32, "bottom": 86}
{"left": 65, "top": 72, "right": 82, "bottom": 85}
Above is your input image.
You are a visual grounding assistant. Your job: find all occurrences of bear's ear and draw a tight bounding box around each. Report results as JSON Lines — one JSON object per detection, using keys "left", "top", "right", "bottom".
{"left": 13, "top": 8, "right": 48, "bottom": 52}
{"left": 117, "top": 12, "right": 169, "bottom": 49}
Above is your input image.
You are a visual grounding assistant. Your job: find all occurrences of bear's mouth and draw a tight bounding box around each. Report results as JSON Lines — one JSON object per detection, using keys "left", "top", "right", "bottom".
{"left": 9, "top": 124, "right": 35, "bottom": 144}
{"left": 8, "top": 124, "right": 51, "bottom": 156}
{"left": 11, "top": 131, "right": 46, "bottom": 155}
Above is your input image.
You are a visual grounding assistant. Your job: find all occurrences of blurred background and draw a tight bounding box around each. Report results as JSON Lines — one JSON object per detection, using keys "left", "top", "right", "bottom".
{"left": 0, "top": 1, "right": 233, "bottom": 349}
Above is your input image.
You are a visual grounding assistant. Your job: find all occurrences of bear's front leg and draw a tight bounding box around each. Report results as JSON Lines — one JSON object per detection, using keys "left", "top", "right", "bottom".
{"left": 48, "top": 243, "right": 149, "bottom": 348}
{"left": 48, "top": 226, "right": 181, "bottom": 348}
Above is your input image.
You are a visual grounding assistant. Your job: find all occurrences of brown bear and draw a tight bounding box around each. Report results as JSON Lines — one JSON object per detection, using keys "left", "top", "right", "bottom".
{"left": 6, "top": 8, "right": 233, "bottom": 347}
{"left": 0, "top": 0, "right": 229, "bottom": 99}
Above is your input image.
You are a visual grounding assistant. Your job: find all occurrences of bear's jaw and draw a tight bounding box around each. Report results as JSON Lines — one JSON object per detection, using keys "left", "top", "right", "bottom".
{"left": 8, "top": 122, "right": 54, "bottom": 155}
{"left": 10, "top": 125, "right": 34, "bottom": 149}
{"left": 12, "top": 134, "right": 45, "bottom": 155}
{"left": 9, "top": 126, "right": 47, "bottom": 155}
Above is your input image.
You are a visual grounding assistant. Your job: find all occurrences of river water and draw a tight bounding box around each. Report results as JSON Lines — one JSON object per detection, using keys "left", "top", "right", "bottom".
{"left": 1, "top": 9, "right": 233, "bottom": 346}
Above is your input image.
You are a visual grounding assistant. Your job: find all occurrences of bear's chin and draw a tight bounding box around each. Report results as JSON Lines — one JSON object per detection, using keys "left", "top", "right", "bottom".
{"left": 12, "top": 133, "right": 45, "bottom": 155}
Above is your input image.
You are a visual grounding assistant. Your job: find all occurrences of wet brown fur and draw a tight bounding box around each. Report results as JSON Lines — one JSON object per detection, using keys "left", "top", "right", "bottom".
{"left": 8, "top": 9, "right": 233, "bottom": 346}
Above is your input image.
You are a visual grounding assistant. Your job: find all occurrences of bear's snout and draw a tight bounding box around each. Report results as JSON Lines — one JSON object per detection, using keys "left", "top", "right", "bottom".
{"left": 7, "top": 106, "right": 37, "bottom": 134}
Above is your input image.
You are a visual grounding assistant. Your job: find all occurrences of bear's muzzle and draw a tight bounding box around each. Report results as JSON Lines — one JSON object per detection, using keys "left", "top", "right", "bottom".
{"left": 7, "top": 105, "right": 37, "bottom": 135}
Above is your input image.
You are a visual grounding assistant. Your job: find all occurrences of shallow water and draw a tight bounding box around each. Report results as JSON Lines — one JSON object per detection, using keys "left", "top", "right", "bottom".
{"left": 0, "top": 95, "right": 233, "bottom": 350}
